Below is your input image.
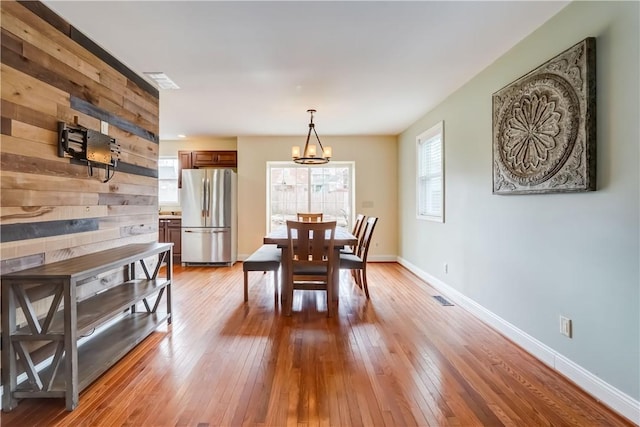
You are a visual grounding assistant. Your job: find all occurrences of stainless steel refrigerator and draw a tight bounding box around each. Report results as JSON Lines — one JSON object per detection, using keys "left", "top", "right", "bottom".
{"left": 181, "top": 168, "right": 237, "bottom": 266}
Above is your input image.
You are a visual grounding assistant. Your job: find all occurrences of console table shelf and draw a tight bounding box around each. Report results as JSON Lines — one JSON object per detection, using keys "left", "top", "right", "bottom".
{"left": 14, "top": 278, "right": 170, "bottom": 337}
{"left": 1, "top": 242, "right": 173, "bottom": 411}
{"left": 15, "top": 313, "right": 167, "bottom": 397}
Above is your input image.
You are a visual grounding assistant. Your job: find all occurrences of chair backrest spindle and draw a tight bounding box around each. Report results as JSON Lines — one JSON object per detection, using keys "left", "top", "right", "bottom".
{"left": 297, "top": 212, "right": 323, "bottom": 222}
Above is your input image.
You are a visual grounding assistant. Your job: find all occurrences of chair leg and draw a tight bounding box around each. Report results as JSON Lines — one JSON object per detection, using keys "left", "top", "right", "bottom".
{"left": 286, "top": 276, "right": 294, "bottom": 316}
{"left": 361, "top": 266, "right": 370, "bottom": 299}
{"left": 327, "top": 279, "right": 333, "bottom": 318}
{"left": 273, "top": 270, "right": 279, "bottom": 304}
{"left": 243, "top": 271, "right": 249, "bottom": 302}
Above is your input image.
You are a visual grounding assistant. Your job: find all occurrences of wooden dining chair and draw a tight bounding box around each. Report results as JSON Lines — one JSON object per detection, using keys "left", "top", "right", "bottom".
{"left": 297, "top": 212, "right": 323, "bottom": 222}
{"left": 341, "top": 213, "right": 366, "bottom": 254}
{"left": 285, "top": 220, "right": 336, "bottom": 316}
{"left": 339, "top": 216, "right": 378, "bottom": 299}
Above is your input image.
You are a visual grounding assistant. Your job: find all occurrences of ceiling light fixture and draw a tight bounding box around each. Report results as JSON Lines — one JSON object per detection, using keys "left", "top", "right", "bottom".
{"left": 143, "top": 72, "right": 180, "bottom": 90}
{"left": 292, "top": 109, "right": 332, "bottom": 165}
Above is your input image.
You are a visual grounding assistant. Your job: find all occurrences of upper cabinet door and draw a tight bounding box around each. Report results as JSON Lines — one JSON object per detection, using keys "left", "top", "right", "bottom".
{"left": 210, "top": 151, "right": 237, "bottom": 167}
{"left": 191, "top": 151, "right": 216, "bottom": 166}
{"left": 178, "top": 151, "right": 193, "bottom": 188}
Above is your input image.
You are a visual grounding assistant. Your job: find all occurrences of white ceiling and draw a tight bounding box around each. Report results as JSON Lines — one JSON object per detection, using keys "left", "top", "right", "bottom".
{"left": 43, "top": 1, "right": 568, "bottom": 140}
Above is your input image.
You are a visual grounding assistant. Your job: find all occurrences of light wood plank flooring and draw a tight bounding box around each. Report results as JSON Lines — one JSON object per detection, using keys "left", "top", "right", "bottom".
{"left": 1, "top": 263, "right": 633, "bottom": 426}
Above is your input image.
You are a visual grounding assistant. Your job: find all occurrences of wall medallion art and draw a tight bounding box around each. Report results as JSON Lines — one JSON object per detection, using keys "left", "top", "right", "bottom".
{"left": 492, "top": 37, "right": 596, "bottom": 195}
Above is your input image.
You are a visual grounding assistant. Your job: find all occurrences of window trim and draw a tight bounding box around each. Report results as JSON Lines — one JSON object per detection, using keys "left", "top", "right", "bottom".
{"left": 158, "top": 156, "right": 180, "bottom": 206}
{"left": 266, "top": 161, "right": 356, "bottom": 233}
{"left": 416, "top": 121, "right": 444, "bottom": 222}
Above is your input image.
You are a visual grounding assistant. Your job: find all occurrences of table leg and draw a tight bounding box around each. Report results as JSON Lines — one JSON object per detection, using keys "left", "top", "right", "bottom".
{"left": 332, "top": 247, "right": 341, "bottom": 304}
{"left": 280, "top": 246, "right": 292, "bottom": 316}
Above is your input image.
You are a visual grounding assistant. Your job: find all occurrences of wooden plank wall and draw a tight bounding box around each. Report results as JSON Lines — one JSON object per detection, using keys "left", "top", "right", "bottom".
{"left": 0, "top": 0, "right": 159, "bottom": 266}
{"left": 0, "top": 1, "right": 160, "bottom": 301}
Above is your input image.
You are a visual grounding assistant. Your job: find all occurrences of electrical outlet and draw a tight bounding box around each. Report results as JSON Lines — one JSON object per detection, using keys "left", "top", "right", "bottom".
{"left": 444, "top": 263, "right": 448, "bottom": 274}
{"left": 560, "top": 316, "right": 572, "bottom": 338}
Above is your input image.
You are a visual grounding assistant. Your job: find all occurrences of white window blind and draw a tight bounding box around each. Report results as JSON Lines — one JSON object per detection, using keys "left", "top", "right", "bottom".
{"left": 416, "top": 121, "right": 444, "bottom": 222}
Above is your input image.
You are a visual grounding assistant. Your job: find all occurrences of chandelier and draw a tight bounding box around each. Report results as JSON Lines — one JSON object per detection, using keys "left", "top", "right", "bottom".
{"left": 292, "top": 109, "right": 332, "bottom": 165}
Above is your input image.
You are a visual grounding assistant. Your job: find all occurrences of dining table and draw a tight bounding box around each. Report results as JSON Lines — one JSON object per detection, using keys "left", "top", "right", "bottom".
{"left": 264, "top": 225, "right": 357, "bottom": 314}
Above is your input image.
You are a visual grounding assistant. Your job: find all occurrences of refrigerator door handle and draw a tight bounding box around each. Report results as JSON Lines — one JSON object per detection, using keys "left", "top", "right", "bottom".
{"left": 201, "top": 177, "right": 206, "bottom": 218}
{"left": 205, "top": 176, "right": 211, "bottom": 217}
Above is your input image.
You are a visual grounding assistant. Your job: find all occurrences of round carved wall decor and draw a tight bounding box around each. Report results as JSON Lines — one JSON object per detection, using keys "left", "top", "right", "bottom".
{"left": 492, "top": 38, "right": 596, "bottom": 195}
{"left": 496, "top": 73, "right": 580, "bottom": 186}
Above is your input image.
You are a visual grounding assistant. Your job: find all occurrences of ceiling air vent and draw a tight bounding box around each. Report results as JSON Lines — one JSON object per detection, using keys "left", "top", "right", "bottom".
{"left": 143, "top": 72, "right": 180, "bottom": 90}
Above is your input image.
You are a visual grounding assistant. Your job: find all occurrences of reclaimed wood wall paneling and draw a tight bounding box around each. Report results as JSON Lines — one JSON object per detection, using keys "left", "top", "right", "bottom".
{"left": 0, "top": 205, "right": 109, "bottom": 225}
{"left": 0, "top": 170, "right": 156, "bottom": 196}
{"left": 2, "top": 99, "right": 58, "bottom": 131}
{"left": 0, "top": 0, "right": 160, "bottom": 312}
{"left": 2, "top": 134, "right": 63, "bottom": 162}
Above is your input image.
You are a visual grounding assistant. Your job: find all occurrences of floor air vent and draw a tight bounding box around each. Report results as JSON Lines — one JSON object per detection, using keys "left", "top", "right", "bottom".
{"left": 432, "top": 295, "right": 454, "bottom": 306}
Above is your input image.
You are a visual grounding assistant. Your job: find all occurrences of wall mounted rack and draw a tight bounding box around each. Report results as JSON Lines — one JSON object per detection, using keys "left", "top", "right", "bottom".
{"left": 57, "top": 121, "right": 120, "bottom": 182}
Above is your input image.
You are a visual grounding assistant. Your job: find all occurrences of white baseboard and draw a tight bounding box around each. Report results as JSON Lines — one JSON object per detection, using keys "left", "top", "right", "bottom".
{"left": 368, "top": 255, "right": 397, "bottom": 262}
{"left": 397, "top": 257, "right": 640, "bottom": 425}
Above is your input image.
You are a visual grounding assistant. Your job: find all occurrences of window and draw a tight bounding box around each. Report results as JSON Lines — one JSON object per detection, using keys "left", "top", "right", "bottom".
{"left": 267, "top": 162, "right": 355, "bottom": 232}
{"left": 158, "top": 157, "right": 179, "bottom": 205}
{"left": 416, "top": 121, "right": 444, "bottom": 222}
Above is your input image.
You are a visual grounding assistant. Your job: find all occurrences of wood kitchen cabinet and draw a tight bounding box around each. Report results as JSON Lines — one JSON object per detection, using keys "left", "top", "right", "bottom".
{"left": 178, "top": 150, "right": 237, "bottom": 187}
{"left": 192, "top": 150, "right": 237, "bottom": 167}
{"left": 159, "top": 218, "right": 181, "bottom": 262}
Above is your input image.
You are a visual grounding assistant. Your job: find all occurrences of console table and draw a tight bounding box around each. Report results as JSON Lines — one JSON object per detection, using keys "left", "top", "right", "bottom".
{"left": 1, "top": 242, "right": 173, "bottom": 411}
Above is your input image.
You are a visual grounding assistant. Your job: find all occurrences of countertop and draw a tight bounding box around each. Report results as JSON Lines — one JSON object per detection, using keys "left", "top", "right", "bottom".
{"left": 159, "top": 213, "right": 181, "bottom": 220}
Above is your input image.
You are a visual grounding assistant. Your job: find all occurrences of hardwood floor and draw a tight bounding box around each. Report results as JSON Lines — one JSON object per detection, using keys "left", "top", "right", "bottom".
{"left": 1, "top": 263, "right": 633, "bottom": 426}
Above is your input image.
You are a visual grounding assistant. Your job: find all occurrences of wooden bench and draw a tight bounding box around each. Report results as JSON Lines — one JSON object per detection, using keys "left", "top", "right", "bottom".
{"left": 243, "top": 245, "right": 281, "bottom": 302}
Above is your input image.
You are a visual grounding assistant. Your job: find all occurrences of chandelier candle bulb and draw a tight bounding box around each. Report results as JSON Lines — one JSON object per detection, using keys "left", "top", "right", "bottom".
{"left": 307, "top": 145, "right": 316, "bottom": 157}
{"left": 292, "top": 146, "right": 301, "bottom": 159}
{"left": 323, "top": 146, "right": 332, "bottom": 158}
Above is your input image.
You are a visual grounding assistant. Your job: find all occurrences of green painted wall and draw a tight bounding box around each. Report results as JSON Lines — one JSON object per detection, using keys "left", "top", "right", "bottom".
{"left": 398, "top": 1, "right": 639, "bottom": 399}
